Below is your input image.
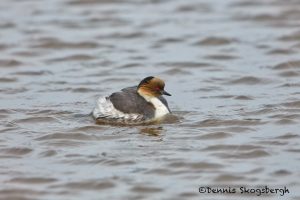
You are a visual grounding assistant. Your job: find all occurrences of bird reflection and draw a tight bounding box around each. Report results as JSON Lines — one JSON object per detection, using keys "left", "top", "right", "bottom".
{"left": 139, "top": 126, "right": 163, "bottom": 136}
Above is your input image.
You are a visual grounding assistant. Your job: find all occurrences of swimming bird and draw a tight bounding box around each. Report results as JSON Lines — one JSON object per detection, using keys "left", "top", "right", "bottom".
{"left": 93, "top": 76, "right": 171, "bottom": 123}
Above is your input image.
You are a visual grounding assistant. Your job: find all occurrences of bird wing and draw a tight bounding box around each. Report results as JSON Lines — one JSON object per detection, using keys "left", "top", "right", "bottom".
{"left": 109, "top": 86, "right": 155, "bottom": 118}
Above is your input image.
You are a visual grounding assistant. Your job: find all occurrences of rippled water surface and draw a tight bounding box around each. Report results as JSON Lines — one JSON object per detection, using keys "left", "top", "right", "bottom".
{"left": 1, "top": 0, "right": 300, "bottom": 199}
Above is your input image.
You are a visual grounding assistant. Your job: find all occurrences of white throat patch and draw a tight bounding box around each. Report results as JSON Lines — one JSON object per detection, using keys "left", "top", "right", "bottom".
{"left": 139, "top": 92, "right": 170, "bottom": 118}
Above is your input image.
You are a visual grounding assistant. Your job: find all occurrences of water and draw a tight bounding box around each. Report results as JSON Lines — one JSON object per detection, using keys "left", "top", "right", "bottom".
{"left": 0, "top": 0, "right": 300, "bottom": 199}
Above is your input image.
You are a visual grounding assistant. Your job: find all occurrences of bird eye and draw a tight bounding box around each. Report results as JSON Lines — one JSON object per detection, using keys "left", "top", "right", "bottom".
{"left": 155, "top": 87, "right": 161, "bottom": 91}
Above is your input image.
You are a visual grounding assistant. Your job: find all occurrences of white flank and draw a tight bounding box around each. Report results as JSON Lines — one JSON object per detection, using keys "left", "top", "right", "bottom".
{"left": 93, "top": 97, "right": 142, "bottom": 121}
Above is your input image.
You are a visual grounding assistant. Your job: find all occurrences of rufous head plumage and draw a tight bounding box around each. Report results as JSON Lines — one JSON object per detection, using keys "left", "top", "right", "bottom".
{"left": 137, "top": 76, "right": 171, "bottom": 97}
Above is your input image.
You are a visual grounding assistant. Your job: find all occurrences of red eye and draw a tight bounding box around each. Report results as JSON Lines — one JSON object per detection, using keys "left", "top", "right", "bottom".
{"left": 155, "top": 87, "right": 161, "bottom": 91}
